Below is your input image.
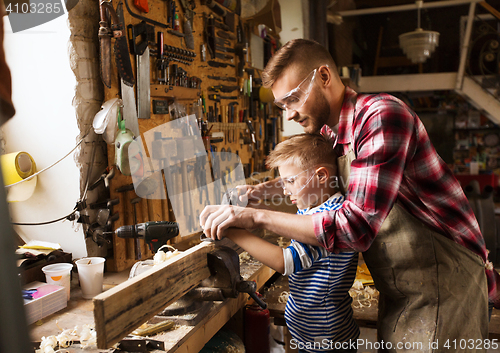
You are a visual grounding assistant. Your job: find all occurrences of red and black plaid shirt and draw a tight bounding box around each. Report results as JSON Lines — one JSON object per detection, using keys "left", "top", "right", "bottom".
{"left": 314, "top": 87, "right": 500, "bottom": 306}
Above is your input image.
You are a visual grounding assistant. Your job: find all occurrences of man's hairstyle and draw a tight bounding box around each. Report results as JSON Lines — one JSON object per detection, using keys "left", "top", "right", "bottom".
{"left": 266, "top": 133, "right": 338, "bottom": 171}
{"left": 262, "top": 39, "right": 337, "bottom": 88}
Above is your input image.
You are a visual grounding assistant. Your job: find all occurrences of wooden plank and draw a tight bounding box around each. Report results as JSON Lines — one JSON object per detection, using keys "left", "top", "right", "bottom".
{"left": 94, "top": 241, "right": 214, "bottom": 349}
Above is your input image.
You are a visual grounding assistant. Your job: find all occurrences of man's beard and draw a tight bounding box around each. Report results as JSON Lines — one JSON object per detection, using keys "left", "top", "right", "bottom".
{"left": 303, "top": 92, "right": 331, "bottom": 133}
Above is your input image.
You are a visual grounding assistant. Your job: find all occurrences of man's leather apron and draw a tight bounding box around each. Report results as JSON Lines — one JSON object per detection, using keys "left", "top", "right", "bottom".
{"left": 338, "top": 145, "right": 488, "bottom": 352}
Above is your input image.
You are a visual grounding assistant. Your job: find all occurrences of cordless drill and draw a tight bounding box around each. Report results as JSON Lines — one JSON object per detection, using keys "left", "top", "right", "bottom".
{"left": 115, "top": 221, "right": 179, "bottom": 253}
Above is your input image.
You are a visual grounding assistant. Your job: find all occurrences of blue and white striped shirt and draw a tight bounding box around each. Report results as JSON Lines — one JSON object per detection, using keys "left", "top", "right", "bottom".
{"left": 283, "top": 192, "right": 359, "bottom": 352}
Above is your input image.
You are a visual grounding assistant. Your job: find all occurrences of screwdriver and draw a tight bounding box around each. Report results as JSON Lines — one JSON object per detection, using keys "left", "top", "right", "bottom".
{"left": 207, "top": 94, "right": 238, "bottom": 102}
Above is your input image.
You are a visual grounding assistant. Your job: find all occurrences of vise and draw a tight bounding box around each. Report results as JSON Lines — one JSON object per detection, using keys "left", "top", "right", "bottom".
{"left": 185, "top": 246, "right": 267, "bottom": 309}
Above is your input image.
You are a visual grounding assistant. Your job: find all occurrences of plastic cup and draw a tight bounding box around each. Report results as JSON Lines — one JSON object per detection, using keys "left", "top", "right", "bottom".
{"left": 75, "top": 257, "right": 106, "bottom": 299}
{"left": 41, "top": 263, "right": 73, "bottom": 300}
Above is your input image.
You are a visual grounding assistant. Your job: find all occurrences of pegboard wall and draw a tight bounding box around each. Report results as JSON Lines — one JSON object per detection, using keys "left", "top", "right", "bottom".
{"left": 98, "top": 0, "right": 281, "bottom": 271}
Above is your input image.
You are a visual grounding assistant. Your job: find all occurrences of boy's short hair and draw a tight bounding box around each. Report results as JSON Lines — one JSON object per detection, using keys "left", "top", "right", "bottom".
{"left": 266, "top": 133, "right": 338, "bottom": 171}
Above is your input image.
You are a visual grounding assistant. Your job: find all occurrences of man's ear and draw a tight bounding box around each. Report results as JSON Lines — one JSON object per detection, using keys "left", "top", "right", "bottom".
{"left": 318, "top": 65, "right": 331, "bottom": 87}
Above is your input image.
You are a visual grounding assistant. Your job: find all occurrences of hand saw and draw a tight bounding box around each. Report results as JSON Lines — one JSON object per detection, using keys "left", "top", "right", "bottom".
{"left": 115, "top": 2, "right": 135, "bottom": 87}
{"left": 99, "top": 1, "right": 135, "bottom": 87}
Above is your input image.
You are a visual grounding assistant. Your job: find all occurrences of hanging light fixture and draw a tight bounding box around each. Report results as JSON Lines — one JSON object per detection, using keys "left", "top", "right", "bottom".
{"left": 399, "top": 0, "right": 440, "bottom": 64}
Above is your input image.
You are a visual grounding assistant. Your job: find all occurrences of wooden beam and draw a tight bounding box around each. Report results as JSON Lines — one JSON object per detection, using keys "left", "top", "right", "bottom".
{"left": 359, "top": 72, "right": 458, "bottom": 93}
{"left": 479, "top": 1, "right": 500, "bottom": 20}
{"left": 94, "top": 241, "right": 214, "bottom": 349}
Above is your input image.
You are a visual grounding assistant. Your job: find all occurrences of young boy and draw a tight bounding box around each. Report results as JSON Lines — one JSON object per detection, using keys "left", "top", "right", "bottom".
{"left": 226, "top": 134, "right": 359, "bottom": 353}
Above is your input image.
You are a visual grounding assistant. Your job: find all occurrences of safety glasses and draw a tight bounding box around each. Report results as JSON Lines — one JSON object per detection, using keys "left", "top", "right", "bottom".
{"left": 274, "top": 68, "right": 318, "bottom": 111}
{"left": 279, "top": 169, "right": 315, "bottom": 196}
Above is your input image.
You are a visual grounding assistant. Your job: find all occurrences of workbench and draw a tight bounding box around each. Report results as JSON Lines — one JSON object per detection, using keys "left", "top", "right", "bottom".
{"left": 27, "top": 238, "right": 500, "bottom": 352}
{"left": 28, "top": 238, "right": 276, "bottom": 352}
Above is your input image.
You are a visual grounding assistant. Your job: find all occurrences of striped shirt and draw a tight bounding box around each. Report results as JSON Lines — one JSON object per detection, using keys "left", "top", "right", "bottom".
{"left": 313, "top": 87, "right": 500, "bottom": 307}
{"left": 283, "top": 193, "right": 359, "bottom": 352}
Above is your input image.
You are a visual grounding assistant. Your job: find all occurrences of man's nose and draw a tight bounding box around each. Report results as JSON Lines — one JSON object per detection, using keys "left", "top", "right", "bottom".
{"left": 286, "top": 108, "right": 299, "bottom": 121}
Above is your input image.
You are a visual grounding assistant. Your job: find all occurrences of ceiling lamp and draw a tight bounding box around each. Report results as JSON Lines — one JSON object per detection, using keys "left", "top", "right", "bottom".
{"left": 399, "top": 0, "right": 439, "bottom": 64}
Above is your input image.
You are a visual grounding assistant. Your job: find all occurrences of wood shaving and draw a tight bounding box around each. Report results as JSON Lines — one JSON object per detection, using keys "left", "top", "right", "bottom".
{"left": 349, "top": 283, "right": 379, "bottom": 309}
{"left": 56, "top": 328, "right": 75, "bottom": 348}
{"left": 38, "top": 324, "right": 97, "bottom": 352}
{"left": 79, "top": 324, "right": 97, "bottom": 348}
{"left": 153, "top": 246, "right": 181, "bottom": 265}
{"left": 39, "top": 336, "right": 57, "bottom": 353}
{"left": 277, "top": 237, "right": 286, "bottom": 248}
{"left": 239, "top": 251, "right": 251, "bottom": 262}
{"left": 352, "top": 280, "right": 364, "bottom": 290}
{"left": 278, "top": 291, "right": 289, "bottom": 303}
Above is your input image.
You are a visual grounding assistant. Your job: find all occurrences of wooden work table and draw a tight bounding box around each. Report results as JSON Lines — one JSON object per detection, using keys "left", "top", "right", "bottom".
{"left": 27, "top": 238, "right": 500, "bottom": 352}
{"left": 28, "top": 238, "right": 277, "bottom": 352}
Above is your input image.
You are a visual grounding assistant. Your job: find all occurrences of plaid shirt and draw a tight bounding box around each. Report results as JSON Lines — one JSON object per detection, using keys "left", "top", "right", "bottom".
{"left": 313, "top": 87, "right": 500, "bottom": 306}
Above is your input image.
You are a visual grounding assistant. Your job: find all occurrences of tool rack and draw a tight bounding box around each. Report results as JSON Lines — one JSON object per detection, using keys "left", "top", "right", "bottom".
{"left": 101, "top": 0, "right": 282, "bottom": 271}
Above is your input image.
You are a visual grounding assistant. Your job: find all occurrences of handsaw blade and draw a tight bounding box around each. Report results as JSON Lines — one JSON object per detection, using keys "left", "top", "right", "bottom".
{"left": 121, "top": 79, "right": 140, "bottom": 137}
{"left": 137, "top": 46, "right": 150, "bottom": 119}
{"left": 99, "top": 28, "right": 112, "bottom": 88}
{"left": 115, "top": 2, "right": 135, "bottom": 87}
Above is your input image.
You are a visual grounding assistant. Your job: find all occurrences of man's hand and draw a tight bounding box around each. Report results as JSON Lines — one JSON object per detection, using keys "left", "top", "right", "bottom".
{"left": 235, "top": 185, "right": 261, "bottom": 205}
{"left": 199, "top": 205, "right": 258, "bottom": 240}
{"left": 236, "top": 178, "right": 283, "bottom": 204}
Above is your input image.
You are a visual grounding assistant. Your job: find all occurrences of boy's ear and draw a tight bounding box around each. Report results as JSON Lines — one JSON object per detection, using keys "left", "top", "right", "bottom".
{"left": 315, "top": 167, "right": 330, "bottom": 183}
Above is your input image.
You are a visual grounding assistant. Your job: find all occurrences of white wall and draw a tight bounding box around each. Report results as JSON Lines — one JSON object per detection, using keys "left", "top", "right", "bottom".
{"left": 3, "top": 15, "right": 86, "bottom": 258}
{"left": 278, "top": 0, "right": 306, "bottom": 137}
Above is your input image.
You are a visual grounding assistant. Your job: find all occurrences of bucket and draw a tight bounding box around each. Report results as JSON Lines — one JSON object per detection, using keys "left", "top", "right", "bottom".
{"left": 75, "top": 257, "right": 106, "bottom": 299}
{"left": 41, "top": 263, "right": 73, "bottom": 300}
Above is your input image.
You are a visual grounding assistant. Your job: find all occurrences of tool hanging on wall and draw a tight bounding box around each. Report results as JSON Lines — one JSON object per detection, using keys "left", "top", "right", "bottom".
{"left": 208, "top": 85, "right": 238, "bottom": 93}
{"left": 115, "top": 221, "right": 179, "bottom": 253}
{"left": 205, "top": 14, "right": 218, "bottom": 59}
{"left": 116, "top": 3, "right": 141, "bottom": 137}
{"left": 98, "top": 1, "right": 112, "bottom": 88}
{"left": 208, "top": 75, "right": 237, "bottom": 82}
{"left": 115, "top": 110, "right": 142, "bottom": 176}
{"left": 178, "top": 0, "right": 195, "bottom": 49}
{"left": 207, "top": 60, "right": 234, "bottom": 68}
{"left": 123, "top": 0, "right": 169, "bottom": 28}
{"left": 99, "top": 0, "right": 135, "bottom": 87}
{"left": 207, "top": 94, "right": 238, "bottom": 102}
{"left": 133, "top": 0, "right": 148, "bottom": 12}
{"left": 156, "top": 31, "right": 169, "bottom": 85}
{"left": 217, "top": 30, "right": 235, "bottom": 40}
{"left": 128, "top": 22, "right": 154, "bottom": 120}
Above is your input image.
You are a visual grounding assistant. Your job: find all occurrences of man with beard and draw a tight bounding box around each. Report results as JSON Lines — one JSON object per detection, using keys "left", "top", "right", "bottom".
{"left": 200, "top": 39, "right": 498, "bottom": 352}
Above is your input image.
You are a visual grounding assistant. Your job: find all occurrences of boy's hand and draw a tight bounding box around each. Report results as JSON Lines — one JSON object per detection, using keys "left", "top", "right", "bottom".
{"left": 199, "top": 205, "right": 258, "bottom": 240}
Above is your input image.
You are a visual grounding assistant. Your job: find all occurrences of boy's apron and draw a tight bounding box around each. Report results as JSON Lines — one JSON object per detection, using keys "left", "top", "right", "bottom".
{"left": 337, "top": 144, "right": 488, "bottom": 352}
